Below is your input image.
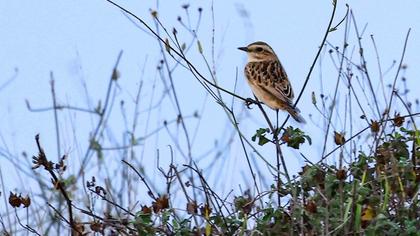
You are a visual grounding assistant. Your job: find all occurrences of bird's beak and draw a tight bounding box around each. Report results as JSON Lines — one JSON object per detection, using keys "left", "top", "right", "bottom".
{"left": 237, "top": 47, "right": 248, "bottom": 52}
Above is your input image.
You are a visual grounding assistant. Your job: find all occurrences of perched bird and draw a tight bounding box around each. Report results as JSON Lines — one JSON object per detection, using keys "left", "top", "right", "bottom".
{"left": 238, "top": 41, "right": 305, "bottom": 123}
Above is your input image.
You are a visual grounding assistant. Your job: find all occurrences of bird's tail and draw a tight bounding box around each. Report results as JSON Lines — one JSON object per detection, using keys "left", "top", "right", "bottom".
{"left": 286, "top": 106, "right": 306, "bottom": 124}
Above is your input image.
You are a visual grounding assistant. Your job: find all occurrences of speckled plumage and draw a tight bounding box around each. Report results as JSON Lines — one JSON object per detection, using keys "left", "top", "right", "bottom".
{"left": 239, "top": 41, "right": 305, "bottom": 123}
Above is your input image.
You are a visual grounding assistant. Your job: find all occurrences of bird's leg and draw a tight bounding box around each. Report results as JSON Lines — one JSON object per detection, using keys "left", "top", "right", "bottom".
{"left": 274, "top": 109, "right": 280, "bottom": 137}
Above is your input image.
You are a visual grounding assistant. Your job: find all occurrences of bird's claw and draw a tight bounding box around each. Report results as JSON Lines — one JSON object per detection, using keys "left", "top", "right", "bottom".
{"left": 245, "top": 98, "right": 255, "bottom": 109}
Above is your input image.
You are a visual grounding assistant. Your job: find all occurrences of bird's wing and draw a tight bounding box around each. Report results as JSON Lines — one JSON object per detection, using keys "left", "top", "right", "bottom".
{"left": 250, "top": 60, "right": 294, "bottom": 105}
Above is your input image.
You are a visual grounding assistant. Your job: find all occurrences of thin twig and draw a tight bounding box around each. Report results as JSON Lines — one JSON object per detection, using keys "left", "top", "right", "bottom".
{"left": 50, "top": 74, "right": 61, "bottom": 160}
{"left": 279, "top": 0, "right": 338, "bottom": 130}
{"left": 77, "top": 50, "right": 123, "bottom": 177}
{"left": 104, "top": 0, "right": 254, "bottom": 104}
{"left": 321, "top": 112, "right": 420, "bottom": 160}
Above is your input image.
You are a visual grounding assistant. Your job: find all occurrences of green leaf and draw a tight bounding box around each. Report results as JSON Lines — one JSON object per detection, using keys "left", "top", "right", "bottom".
{"left": 281, "top": 126, "right": 312, "bottom": 149}
{"left": 162, "top": 209, "right": 170, "bottom": 224}
{"left": 130, "top": 133, "right": 138, "bottom": 145}
{"left": 252, "top": 128, "right": 270, "bottom": 146}
{"left": 89, "top": 138, "right": 103, "bottom": 159}
{"left": 62, "top": 175, "right": 76, "bottom": 187}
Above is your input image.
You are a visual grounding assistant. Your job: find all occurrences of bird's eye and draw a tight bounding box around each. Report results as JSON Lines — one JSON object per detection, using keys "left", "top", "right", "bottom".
{"left": 256, "top": 47, "right": 263, "bottom": 52}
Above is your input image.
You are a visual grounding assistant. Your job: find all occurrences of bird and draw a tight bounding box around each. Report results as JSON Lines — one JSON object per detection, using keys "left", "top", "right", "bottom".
{"left": 238, "top": 41, "right": 305, "bottom": 123}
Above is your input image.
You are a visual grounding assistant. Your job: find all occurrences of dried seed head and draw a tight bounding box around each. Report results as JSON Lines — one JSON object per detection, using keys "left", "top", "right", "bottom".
{"left": 370, "top": 120, "right": 380, "bottom": 133}
{"left": 334, "top": 131, "right": 345, "bottom": 145}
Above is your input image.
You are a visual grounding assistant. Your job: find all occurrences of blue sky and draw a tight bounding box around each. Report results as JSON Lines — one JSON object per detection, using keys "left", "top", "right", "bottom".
{"left": 1, "top": 0, "right": 419, "bottom": 201}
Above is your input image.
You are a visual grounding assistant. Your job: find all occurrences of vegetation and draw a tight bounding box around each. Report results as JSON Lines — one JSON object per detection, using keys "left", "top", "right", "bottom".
{"left": 1, "top": 1, "right": 419, "bottom": 235}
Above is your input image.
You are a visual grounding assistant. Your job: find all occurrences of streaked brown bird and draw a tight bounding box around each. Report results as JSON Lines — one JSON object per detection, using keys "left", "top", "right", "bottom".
{"left": 238, "top": 41, "right": 305, "bottom": 123}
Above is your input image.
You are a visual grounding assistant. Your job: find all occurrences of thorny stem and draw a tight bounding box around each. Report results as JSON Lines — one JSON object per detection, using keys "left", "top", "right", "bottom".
{"left": 50, "top": 74, "right": 64, "bottom": 235}
{"left": 154, "top": 18, "right": 192, "bottom": 159}
{"left": 34, "top": 135, "right": 81, "bottom": 235}
{"left": 254, "top": 97, "right": 290, "bottom": 206}
{"left": 171, "top": 165, "right": 200, "bottom": 227}
{"left": 278, "top": 0, "right": 338, "bottom": 131}
{"left": 293, "top": 1, "right": 338, "bottom": 107}
{"left": 321, "top": 10, "right": 350, "bottom": 158}
{"left": 350, "top": 11, "right": 382, "bottom": 119}
{"left": 377, "top": 29, "right": 411, "bottom": 140}
{"left": 104, "top": 0, "right": 255, "bottom": 105}
{"left": 321, "top": 112, "right": 420, "bottom": 161}
{"left": 122, "top": 160, "right": 157, "bottom": 200}
{"left": 50, "top": 74, "right": 61, "bottom": 160}
{"left": 77, "top": 51, "right": 123, "bottom": 179}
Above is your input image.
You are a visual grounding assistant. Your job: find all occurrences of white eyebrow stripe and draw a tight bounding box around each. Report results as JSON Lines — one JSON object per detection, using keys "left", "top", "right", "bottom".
{"left": 248, "top": 44, "right": 275, "bottom": 54}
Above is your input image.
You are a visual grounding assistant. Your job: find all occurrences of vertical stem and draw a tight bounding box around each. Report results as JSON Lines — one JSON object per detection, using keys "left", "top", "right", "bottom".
{"left": 50, "top": 73, "right": 61, "bottom": 160}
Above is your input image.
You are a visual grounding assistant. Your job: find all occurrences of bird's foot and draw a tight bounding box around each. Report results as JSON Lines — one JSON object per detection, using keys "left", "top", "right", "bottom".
{"left": 245, "top": 98, "right": 255, "bottom": 109}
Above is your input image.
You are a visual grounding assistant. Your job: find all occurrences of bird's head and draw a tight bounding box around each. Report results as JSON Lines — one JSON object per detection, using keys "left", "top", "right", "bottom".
{"left": 238, "top": 41, "right": 278, "bottom": 62}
